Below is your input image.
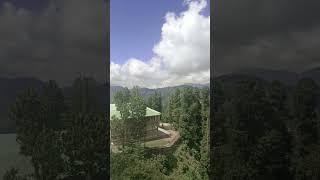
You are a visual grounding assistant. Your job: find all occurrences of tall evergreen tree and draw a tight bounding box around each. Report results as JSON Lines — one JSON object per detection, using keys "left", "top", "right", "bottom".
{"left": 70, "top": 76, "right": 101, "bottom": 114}
{"left": 9, "top": 88, "right": 45, "bottom": 178}
{"left": 200, "top": 87, "right": 210, "bottom": 175}
{"left": 129, "top": 86, "right": 147, "bottom": 143}
{"left": 62, "top": 112, "right": 108, "bottom": 179}
{"left": 291, "top": 78, "right": 320, "bottom": 179}
{"left": 179, "top": 87, "right": 202, "bottom": 153}
{"left": 147, "top": 91, "right": 162, "bottom": 112}
{"left": 167, "top": 89, "right": 181, "bottom": 128}
{"left": 113, "top": 89, "right": 131, "bottom": 146}
{"left": 41, "top": 80, "right": 66, "bottom": 130}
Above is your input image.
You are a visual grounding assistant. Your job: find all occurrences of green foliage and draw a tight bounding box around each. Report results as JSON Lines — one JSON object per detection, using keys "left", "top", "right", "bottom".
{"left": 113, "top": 87, "right": 147, "bottom": 144}
{"left": 129, "top": 87, "right": 147, "bottom": 142}
{"left": 113, "top": 87, "right": 131, "bottom": 120}
{"left": 31, "top": 129, "right": 64, "bottom": 180}
{"left": 169, "top": 144, "right": 208, "bottom": 180}
{"left": 61, "top": 112, "right": 108, "bottom": 179}
{"left": 292, "top": 79, "right": 319, "bottom": 148}
{"left": 166, "top": 89, "right": 181, "bottom": 127}
{"left": 147, "top": 91, "right": 162, "bottom": 112}
{"left": 113, "top": 87, "right": 132, "bottom": 145}
{"left": 111, "top": 145, "right": 167, "bottom": 180}
{"left": 121, "top": 156, "right": 166, "bottom": 180}
{"left": 110, "top": 115, "right": 125, "bottom": 145}
{"left": 212, "top": 78, "right": 320, "bottom": 180}
{"left": 70, "top": 77, "right": 101, "bottom": 114}
{"left": 41, "top": 80, "right": 66, "bottom": 130}
{"left": 8, "top": 77, "right": 108, "bottom": 179}
{"left": 179, "top": 87, "right": 203, "bottom": 153}
{"left": 111, "top": 86, "right": 209, "bottom": 179}
{"left": 9, "top": 88, "right": 44, "bottom": 157}
{"left": 290, "top": 79, "right": 320, "bottom": 179}
{"left": 3, "top": 168, "right": 28, "bottom": 180}
{"left": 294, "top": 144, "right": 320, "bottom": 180}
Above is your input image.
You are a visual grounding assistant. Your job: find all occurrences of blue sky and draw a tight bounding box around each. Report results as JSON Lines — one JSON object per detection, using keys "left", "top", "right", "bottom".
{"left": 110, "top": 0, "right": 210, "bottom": 88}
{"left": 111, "top": 0, "right": 210, "bottom": 64}
{"left": 0, "top": 0, "right": 210, "bottom": 87}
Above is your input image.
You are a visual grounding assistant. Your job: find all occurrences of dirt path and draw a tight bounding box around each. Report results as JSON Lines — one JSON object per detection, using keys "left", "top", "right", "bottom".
{"left": 165, "top": 130, "right": 180, "bottom": 147}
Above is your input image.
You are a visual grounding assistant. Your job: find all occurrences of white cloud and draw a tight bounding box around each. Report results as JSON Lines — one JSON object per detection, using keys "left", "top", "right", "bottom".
{"left": 111, "top": 0, "right": 210, "bottom": 88}
{"left": 0, "top": 0, "right": 107, "bottom": 85}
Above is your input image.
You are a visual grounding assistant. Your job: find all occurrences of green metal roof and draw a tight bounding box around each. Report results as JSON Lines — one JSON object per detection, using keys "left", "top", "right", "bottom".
{"left": 110, "top": 104, "right": 161, "bottom": 119}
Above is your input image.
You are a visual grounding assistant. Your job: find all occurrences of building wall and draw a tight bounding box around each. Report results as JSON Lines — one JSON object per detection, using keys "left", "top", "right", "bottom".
{"left": 111, "top": 115, "right": 161, "bottom": 144}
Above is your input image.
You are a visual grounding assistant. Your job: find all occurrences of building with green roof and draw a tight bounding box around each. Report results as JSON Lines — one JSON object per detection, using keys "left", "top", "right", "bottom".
{"left": 110, "top": 104, "right": 161, "bottom": 143}
{"left": 110, "top": 104, "right": 161, "bottom": 119}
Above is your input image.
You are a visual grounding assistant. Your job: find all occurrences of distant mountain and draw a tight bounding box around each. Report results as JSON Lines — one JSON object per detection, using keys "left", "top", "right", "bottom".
{"left": 300, "top": 67, "right": 320, "bottom": 85}
{"left": 1, "top": 77, "right": 210, "bottom": 133}
{"left": 216, "top": 67, "right": 320, "bottom": 86}
{"left": 110, "top": 85, "right": 126, "bottom": 102}
{"left": 214, "top": 73, "right": 265, "bottom": 83}
{"left": 229, "top": 68, "right": 299, "bottom": 85}
{"left": 110, "top": 83, "right": 210, "bottom": 109}
{"left": 183, "top": 83, "right": 210, "bottom": 88}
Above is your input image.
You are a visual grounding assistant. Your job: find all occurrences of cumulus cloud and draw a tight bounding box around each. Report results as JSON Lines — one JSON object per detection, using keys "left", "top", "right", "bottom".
{"left": 215, "top": 26, "right": 320, "bottom": 75}
{"left": 111, "top": 0, "right": 210, "bottom": 88}
{"left": 214, "top": 0, "right": 320, "bottom": 75}
{"left": 0, "top": 0, "right": 107, "bottom": 86}
{"left": 111, "top": 58, "right": 169, "bottom": 88}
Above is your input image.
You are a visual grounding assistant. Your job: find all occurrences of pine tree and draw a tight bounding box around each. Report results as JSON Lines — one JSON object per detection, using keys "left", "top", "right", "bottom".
{"left": 179, "top": 87, "right": 202, "bottom": 152}
{"left": 9, "top": 88, "right": 45, "bottom": 178}
{"left": 291, "top": 78, "right": 320, "bottom": 179}
{"left": 167, "top": 89, "right": 181, "bottom": 129}
{"left": 129, "top": 87, "right": 147, "bottom": 143}
{"left": 70, "top": 76, "right": 100, "bottom": 114}
{"left": 41, "top": 80, "right": 66, "bottom": 130}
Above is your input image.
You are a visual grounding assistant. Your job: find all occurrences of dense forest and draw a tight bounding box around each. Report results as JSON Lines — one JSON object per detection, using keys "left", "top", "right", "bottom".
{"left": 5, "top": 72, "right": 320, "bottom": 179}
{"left": 0, "top": 77, "right": 108, "bottom": 134}
{"left": 2, "top": 77, "right": 210, "bottom": 179}
{"left": 3, "top": 77, "right": 108, "bottom": 180}
{"left": 212, "top": 77, "right": 320, "bottom": 180}
{"left": 110, "top": 86, "right": 210, "bottom": 179}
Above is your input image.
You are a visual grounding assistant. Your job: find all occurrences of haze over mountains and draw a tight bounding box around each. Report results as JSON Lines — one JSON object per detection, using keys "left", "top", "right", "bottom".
{"left": 110, "top": 83, "right": 209, "bottom": 101}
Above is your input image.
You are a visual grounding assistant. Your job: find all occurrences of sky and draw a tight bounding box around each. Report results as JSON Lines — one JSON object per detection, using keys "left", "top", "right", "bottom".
{"left": 215, "top": 0, "right": 320, "bottom": 75}
{"left": 110, "top": 0, "right": 210, "bottom": 88}
{"left": 2, "top": 0, "right": 320, "bottom": 87}
{"left": 0, "top": 0, "right": 107, "bottom": 86}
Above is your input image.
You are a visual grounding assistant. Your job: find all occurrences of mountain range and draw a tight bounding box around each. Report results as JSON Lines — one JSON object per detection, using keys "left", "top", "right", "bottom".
{"left": 1, "top": 66, "right": 320, "bottom": 133}
{"left": 215, "top": 67, "right": 320, "bottom": 86}
{"left": 110, "top": 83, "right": 209, "bottom": 103}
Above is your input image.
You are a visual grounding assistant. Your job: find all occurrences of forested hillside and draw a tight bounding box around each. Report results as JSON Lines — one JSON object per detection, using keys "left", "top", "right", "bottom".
{"left": 212, "top": 76, "right": 320, "bottom": 179}
{"left": 110, "top": 84, "right": 209, "bottom": 112}
{"left": 111, "top": 86, "right": 210, "bottom": 179}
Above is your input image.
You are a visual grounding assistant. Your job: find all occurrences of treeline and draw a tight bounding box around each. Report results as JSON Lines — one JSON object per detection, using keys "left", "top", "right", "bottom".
{"left": 3, "top": 77, "right": 108, "bottom": 180}
{"left": 111, "top": 86, "right": 210, "bottom": 179}
{"left": 212, "top": 78, "right": 320, "bottom": 180}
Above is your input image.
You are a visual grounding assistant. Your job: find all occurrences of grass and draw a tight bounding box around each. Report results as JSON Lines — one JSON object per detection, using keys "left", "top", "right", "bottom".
{"left": 0, "top": 134, "right": 32, "bottom": 177}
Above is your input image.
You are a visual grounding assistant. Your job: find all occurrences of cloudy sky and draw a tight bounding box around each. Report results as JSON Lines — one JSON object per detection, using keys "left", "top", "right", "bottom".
{"left": 215, "top": 0, "right": 320, "bottom": 75}
{"left": 0, "top": 0, "right": 107, "bottom": 86}
{"left": 111, "top": 0, "right": 210, "bottom": 88}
